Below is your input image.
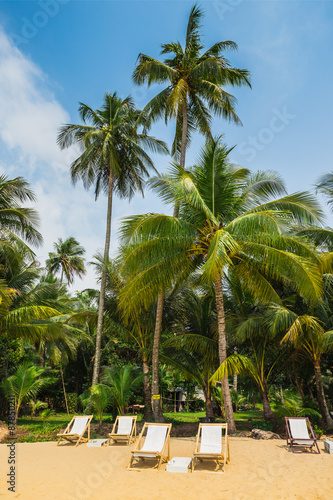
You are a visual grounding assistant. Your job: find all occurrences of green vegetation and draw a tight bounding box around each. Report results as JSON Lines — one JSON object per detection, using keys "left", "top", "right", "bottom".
{"left": 1, "top": 3, "right": 333, "bottom": 441}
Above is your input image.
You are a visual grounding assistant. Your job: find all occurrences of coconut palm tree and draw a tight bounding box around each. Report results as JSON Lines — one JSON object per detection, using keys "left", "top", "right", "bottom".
{"left": 133, "top": 5, "right": 250, "bottom": 419}
{"left": 316, "top": 172, "right": 333, "bottom": 212}
{"left": 1, "top": 363, "right": 52, "bottom": 423}
{"left": 89, "top": 254, "right": 155, "bottom": 418}
{"left": 80, "top": 383, "right": 111, "bottom": 427}
{"left": 163, "top": 285, "right": 219, "bottom": 418}
{"left": 46, "top": 237, "right": 86, "bottom": 285}
{"left": 276, "top": 307, "right": 333, "bottom": 428}
{"left": 102, "top": 364, "right": 143, "bottom": 416}
{"left": 57, "top": 92, "right": 168, "bottom": 386}
{"left": 119, "top": 137, "right": 323, "bottom": 432}
{"left": 211, "top": 274, "right": 294, "bottom": 423}
{"left": 133, "top": 3, "right": 251, "bottom": 169}
{"left": 0, "top": 175, "right": 42, "bottom": 249}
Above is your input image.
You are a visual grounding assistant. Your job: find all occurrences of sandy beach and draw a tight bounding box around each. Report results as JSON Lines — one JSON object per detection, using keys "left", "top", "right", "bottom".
{"left": 0, "top": 437, "right": 332, "bottom": 500}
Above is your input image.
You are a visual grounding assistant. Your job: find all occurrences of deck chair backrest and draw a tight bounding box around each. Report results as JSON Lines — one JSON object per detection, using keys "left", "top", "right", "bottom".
{"left": 141, "top": 425, "right": 168, "bottom": 453}
{"left": 199, "top": 425, "right": 222, "bottom": 454}
{"left": 117, "top": 417, "right": 134, "bottom": 435}
{"left": 70, "top": 417, "right": 89, "bottom": 435}
{"left": 288, "top": 419, "right": 310, "bottom": 440}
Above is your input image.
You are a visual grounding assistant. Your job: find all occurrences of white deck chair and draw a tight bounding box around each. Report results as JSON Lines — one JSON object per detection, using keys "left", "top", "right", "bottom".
{"left": 57, "top": 415, "right": 93, "bottom": 447}
{"left": 192, "top": 423, "right": 230, "bottom": 473}
{"left": 285, "top": 417, "right": 320, "bottom": 454}
{"left": 128, "top": 423, "right": 172, "bottom": 470}
{"left": 109, "top": 416, "right": 137, "bottom": 445}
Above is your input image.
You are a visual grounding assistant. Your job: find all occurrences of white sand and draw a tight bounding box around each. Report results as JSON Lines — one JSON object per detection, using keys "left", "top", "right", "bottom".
{"left": 0, "top": 437, "right": 332, "bottom": 499}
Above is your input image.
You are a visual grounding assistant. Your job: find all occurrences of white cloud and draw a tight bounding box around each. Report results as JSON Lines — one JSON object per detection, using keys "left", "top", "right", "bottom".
{"left": 0, "top": 29, "right": 116, "bottom": 290}
{"left": 0, "top": 30, "right": 69, "bottom": 170}
{"left": 0, "top": 28, "right": 172, "bottom": 291}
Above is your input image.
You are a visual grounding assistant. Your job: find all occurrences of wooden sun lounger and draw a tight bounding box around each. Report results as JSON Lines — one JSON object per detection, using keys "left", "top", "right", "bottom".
{"left": 57, "top": 415, "right": 93, "bottom": 447}
{"left": 109, "top": 416, "right": 137, "bottom": 445}
{"left": 192, "top": 423, "right": 230, "bottom": 473}
{"left": 128, "top": 422, "right": 172, "bottom": 471}
{"left": 285, "top": 417, "right": 320, "bottom": 454}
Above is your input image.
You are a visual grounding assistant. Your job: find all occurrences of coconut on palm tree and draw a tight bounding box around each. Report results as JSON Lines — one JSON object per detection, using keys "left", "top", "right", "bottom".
{"left": 46, "top": 237, "right": 86, "bottom": 285}
{"left": 57, "top": 92, "right": 168, "bottom": 385}
{"left": 133, "top": 3, "right": 251, "bottom": 169}
{"left": 119, "top": 137, "right": 323, "bottom": 433}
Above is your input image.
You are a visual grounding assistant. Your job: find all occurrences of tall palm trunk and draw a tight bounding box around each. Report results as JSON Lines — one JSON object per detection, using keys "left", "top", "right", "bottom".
{"left": 149, "top": 101, "right": 188, "bottom": 421}
{"left": 143, "top": 357, "right": 152, "bottom": 419}
{"left": 180, "top": 101, "right": 188, "bottom": 169}
{"left": 59, "top": 362, "right": 69, "bottom": 417}
{"left": 214, "top": 274, "right": 236, "bottom": 433}
{"left": 313, "top": 361, "right": 333, "bottom": 428}
{"left": 92, "top": 173, "right": 113, "bottom": 385}
{"left": 152, "top": 292, "right": 165, "bottom": 422}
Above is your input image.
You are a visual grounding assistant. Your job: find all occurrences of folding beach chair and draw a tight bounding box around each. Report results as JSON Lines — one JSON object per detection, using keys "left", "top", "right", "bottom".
{"left": 128, "top": 423, "right": 172, "bottom": 470}
{"left": 57, "top": 415, "right": 93, "bottom": 447}
{"left": 192, "top": 423, "right": 230, "bottom": 473}
{"left": 285, "top": 417, "right": 320, "bottom": 454}
{"left": 109, "top": 416, "right": 137, "bottom": 445}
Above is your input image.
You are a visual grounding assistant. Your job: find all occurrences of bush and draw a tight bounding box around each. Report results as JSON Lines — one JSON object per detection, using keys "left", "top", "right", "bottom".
{"left": 252, "top": 419, "right": 274, "bottom": 432}
{"left": 189, "top": 398, "right": 206, "bottom": 412}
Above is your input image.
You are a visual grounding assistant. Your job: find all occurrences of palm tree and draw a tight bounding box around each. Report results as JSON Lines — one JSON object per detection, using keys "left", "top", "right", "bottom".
{"left": 89, "top": 254, "right": 155, "bottom": 418}
{"left": 273, "top": 389, "right": 321, "bottom": 420}
{"left": 212, "top": 329, "right": 289, "bottom": 423}
{"left": 277, "top": 307, "right": 333, "bottom": 428}
{"left": 80, "top": 383, "right": 111, "bottom": 427}
{"left": 316, "top": 172, "right": 333, "bottom": 212}
{"left": 133, "top": 5, "right": 250, "bottom": 420}
{"left": 133, "top": 3, "right": 251, "bottom": 169}
{"left": 0, "top": 175, "right": 42, "bottom": 249}
{"left": 1, "top": 363, "right": 52, "bottom": 423}
{"left": 211, "top": 274, "right": 292, "bottom": 423}
{"left": 163, "top": 285, "right": 219, "bottom": 418}
{"left": 57, "top": 92, "right": 168, "bottom": 386}
{"left": 46, "top": 237, "right": 86, "bottom": 285}
{"left": 102, "top": 364, "right": 143, "bottom": 415}
{"left": 119, "top": 137, "right": 323, "bottom": 433}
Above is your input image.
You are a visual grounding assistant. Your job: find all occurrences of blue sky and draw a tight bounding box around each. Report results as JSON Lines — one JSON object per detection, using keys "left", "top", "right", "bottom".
{"left": 0, "top": 0, "right": 332, "bottom": 289}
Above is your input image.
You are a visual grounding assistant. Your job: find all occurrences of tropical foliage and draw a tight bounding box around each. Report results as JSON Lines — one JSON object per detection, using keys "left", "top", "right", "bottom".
{"left": 2, "top": 3, "right": 333, "bottom": 441}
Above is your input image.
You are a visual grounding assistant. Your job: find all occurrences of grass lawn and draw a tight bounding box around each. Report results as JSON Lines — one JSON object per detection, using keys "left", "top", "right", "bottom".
{"left": 10, "top": 406, "right": 267, "bottom": 443}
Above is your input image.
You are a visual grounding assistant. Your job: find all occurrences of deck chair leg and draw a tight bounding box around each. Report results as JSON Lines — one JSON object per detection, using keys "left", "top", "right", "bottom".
{"left": 227, "top": 437, "right": 230, "bottom": 463}
{"left": 75, "top": 437, "right": 81, "bottom": 448}
{"left": 128, "top": 455, "right": 134, "bottom": 470}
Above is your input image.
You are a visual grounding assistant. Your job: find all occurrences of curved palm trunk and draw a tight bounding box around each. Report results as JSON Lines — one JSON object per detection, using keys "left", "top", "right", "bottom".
{"left": 92, "top": 173, "right": 113, "bottom": 386}
{"left": 143, "top": 357, "right": 152, "bottom": 419}
{"left": 214, "top": 274, "right": 236, "bottom": 433}
{"left": 152, "top": 292, "right": 165, "bottom": 422}
{"left": 314, "top": 361, "right": 333, "bottom": 428}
